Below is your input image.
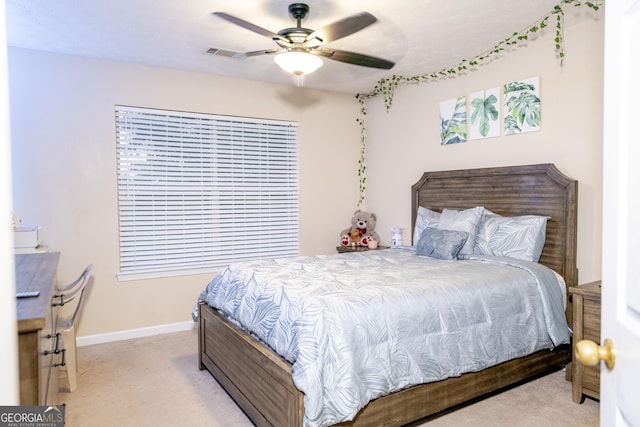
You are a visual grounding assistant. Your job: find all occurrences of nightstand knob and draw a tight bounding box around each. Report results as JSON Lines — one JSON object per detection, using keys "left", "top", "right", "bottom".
{"left": 575, "top": 338, "right": 615, "bottom": 370}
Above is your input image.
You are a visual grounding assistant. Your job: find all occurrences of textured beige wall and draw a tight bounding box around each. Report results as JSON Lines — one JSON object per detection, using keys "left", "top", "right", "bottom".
{"left": 8, "top": 48, "right": 360, "bottom": 336}
{"left": 8, "top": 15, "right": 604, "bottom": 338}
{"left": 362, "top": 18, "right": 604, "bottom": 284}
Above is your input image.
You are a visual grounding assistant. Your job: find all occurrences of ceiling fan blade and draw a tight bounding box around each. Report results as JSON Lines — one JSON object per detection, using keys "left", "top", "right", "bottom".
{"left": 305, "top": 12, "right": 376, "bottom": 45}
{"left": 243, "top": 48, "right": 284, "bottom": 58}
{"left": 312, "top": 48, "right": 395, "bottom": 70}
{"left": 213, "top": 12, "right": 280, "bottom": 40}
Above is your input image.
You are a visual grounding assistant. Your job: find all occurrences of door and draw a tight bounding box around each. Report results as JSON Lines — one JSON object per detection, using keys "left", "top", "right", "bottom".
{"left": 0, "top": 2, "right": 21, "bottom": 405}
{"left": 601, "top": 0, "right": 640, "bottom": 425}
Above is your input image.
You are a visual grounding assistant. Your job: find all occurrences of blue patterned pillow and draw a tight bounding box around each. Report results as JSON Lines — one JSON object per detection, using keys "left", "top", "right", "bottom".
{"left": 416, "top": 227, "right": 469, "bottom": 260}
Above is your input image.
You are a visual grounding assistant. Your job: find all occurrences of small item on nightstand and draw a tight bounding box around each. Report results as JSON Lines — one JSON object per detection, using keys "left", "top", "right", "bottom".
{"left": 390, "top": 227, "right": 404, "bottom": 247}
{"left": 340, "top": 210, "right": 380, "bottom": 247}
{"left": 12, "top": 211, "right": 22, "bottom": 229}
{"left": 368, "top": 240, "right": 378, "bottom": 249}
{"left": 350, "top": 228, "right": 360, "bottom": 247}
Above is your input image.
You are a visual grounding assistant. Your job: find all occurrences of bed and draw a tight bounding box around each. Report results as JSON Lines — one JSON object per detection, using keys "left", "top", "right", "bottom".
{"left": 196, "top": 163, "right": 577, "bottom": 427}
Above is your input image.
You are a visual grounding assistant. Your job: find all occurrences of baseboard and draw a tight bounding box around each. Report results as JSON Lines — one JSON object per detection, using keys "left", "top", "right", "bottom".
{"left": 76, "top": 321, "right": 196, "bottom": 347}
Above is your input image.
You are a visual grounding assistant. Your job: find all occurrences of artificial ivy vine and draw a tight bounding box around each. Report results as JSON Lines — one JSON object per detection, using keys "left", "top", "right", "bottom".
{"left": 354, "top": 0, "right": 602, "bottom": 206}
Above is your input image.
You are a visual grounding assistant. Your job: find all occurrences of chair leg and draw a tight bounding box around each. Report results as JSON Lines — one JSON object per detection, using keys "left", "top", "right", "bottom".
{"left": 61, "top": 326, "right": 78, "bottom": 392}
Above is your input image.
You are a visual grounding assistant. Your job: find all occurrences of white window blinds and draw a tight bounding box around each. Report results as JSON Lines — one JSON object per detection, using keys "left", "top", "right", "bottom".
{"left": 116, "top": 106, "right": 299, "bottom": 280}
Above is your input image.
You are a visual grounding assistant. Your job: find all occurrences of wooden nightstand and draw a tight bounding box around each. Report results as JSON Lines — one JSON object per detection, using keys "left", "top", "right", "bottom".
{"left": 336, "top": 245, "right": 388, "bottom": 253}
{"left": 569, "top": 280, "right": 601, "bottom": 403}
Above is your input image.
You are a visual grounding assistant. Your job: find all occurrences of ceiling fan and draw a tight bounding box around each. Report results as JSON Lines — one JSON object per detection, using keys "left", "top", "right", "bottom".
{"left": 211, "top": 3, "right": 395, "bottom": 76}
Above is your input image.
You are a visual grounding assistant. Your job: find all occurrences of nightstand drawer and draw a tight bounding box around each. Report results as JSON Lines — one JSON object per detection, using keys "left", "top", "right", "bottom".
{"left": 583, "top": 299, "right": 600, "bottom": 341}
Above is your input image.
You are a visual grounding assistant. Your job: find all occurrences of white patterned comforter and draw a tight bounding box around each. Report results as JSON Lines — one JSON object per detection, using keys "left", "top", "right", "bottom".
{"left": 193, "top": 247, "right": 570, "bottom": 427}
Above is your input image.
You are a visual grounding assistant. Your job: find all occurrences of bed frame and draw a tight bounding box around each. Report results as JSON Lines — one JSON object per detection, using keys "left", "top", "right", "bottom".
{"left": 198, "top": 163, "right": 577, "bottom": 427}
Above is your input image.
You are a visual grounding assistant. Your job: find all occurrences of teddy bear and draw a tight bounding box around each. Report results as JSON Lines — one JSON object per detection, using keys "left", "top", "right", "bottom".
{"left": 340, "top": 210, "right": 380, "bottom": 247}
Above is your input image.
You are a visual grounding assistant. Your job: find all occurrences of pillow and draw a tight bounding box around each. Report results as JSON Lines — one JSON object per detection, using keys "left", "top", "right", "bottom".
{"left": 473, "top": 208, "right": 499, "bottom": 255}
{"left": 416, "top": 227, "right": 469, "bottom": 260}
{"left": 474, "top": 209, "right": 550, "bottom": 262}
{"left": 436, "top": 207, "right": 483, "bottom": 255}
{"left": 413, "top": 206, "right": 441, "bottom": 246}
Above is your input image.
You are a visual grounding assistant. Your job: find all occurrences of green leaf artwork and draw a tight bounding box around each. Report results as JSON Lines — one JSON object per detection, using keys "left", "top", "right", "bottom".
{"left": 470, "top": 88, "right": 500, "bottom": 139}
{"left": 440, "top": 96, "right": 467, "bottom": 145}
{"left": 503, "top": 115, "right": 521, "bottom": 134}
{"left": 503, "top": 77, "right": 541, "bottom": 135}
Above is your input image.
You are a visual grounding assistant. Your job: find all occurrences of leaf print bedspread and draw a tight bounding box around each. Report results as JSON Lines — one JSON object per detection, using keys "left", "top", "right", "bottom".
{"left": 193, "top": 247, "right": 569, "bottom": 427}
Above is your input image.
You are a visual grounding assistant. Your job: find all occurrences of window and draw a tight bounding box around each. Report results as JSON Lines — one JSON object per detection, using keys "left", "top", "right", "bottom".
{"left": 116, "top": 106, "right": 299, "bottom": 280}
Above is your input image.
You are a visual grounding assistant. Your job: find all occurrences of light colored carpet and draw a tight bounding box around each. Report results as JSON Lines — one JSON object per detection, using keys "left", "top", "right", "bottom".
{"left": 58, "top": 327, "right": 599, "bottom": 426}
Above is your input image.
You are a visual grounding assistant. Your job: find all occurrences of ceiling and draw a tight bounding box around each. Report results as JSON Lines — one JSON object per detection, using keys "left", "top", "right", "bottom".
{"left": 6, "top": 0, "right": 580, "bottom": 94}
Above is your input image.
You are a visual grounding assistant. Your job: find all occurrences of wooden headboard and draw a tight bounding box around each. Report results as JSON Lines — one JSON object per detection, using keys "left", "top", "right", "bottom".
{"left": 411, "top": 164, "right": 578, "bottom": 320}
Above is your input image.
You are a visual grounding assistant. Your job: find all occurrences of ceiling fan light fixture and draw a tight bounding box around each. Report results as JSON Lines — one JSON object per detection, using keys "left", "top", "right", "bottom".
{"left": 274, "top": 51, "right": 323, "bottom": 76}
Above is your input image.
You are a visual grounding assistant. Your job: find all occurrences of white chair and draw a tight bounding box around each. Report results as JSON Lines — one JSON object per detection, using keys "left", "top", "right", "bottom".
{"left": 52, "top": 264, "right": 93, "bottom": 392}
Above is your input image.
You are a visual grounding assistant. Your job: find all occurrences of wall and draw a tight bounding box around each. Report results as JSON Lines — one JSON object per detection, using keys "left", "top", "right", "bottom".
{"left": 362, "top": 17, "right": 604, "bottom": 284}
{"left": 9, "top": 13, "right": 604, "bottom": 339}
{"left": 8, "top": 48, "right": 361, "bottom": 337}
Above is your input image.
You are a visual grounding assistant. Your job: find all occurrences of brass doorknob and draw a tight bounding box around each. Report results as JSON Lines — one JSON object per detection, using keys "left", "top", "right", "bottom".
{"left": 575, "top": 338, "right": 615, "bottom": 370}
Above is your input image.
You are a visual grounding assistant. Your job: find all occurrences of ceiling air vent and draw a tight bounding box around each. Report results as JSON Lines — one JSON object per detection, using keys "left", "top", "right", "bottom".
{"left": 206, "top": 47, "right": 244, "bottom": 59}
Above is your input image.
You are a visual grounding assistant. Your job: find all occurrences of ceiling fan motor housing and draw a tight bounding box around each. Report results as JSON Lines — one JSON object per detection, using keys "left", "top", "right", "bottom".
{"left": 276, "top": 3, "right": 313, "bottom": 46}
{"left": 288, "top": 3, "right": 310, "bottom": 22}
